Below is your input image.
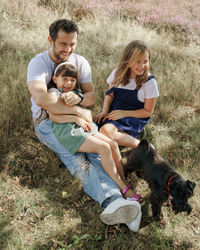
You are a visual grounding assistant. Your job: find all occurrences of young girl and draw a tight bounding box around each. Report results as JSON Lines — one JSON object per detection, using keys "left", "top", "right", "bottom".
{"left": 95, "top": 40, "right": 159, "bottom": 153}
{"left": 48, "top": 62, "right": 142, "bottom": 202}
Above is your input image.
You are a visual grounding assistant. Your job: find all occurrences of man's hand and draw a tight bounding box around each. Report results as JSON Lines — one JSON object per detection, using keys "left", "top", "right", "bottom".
{"left": 61, "top": 92, "right": 82, "bottom": 106}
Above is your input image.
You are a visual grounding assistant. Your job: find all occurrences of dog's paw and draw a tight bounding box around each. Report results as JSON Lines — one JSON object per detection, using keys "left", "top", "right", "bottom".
{"left": 158, "top": 218, "right": 167, "bottom": 228}
{"left": 154, "top": 213, "right": 166, "bottom": 227}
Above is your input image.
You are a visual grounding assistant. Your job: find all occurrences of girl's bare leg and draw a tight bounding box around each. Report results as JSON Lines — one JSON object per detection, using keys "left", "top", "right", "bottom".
{"left": 100, "top": 123, "right": 140, "bottom": 148}
{"left": 77, "top": 135, "right": 134, "bottom": 198}
{"left": 93, "top": 132, "right": 126, "bottom": 183}
{"left": 99, "top": 124, "right": 143, "bottom": 201}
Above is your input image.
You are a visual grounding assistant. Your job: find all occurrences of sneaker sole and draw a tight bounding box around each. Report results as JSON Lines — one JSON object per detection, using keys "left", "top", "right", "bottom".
{"left": 126, "top": 211, "right": 142, "bottom": 232}
{"left": 100, "top": 204, "right": 139, "bottom": 225}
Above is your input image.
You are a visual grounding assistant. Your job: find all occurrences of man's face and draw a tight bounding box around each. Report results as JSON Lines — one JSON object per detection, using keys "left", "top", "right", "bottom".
{"left": 49, "top": 30, "right": 77, "bottom": 63}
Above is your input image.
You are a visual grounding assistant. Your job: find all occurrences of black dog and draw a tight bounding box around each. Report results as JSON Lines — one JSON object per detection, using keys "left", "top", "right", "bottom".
{"left": 124, "top": 139, "right": 196, "bottom": 221}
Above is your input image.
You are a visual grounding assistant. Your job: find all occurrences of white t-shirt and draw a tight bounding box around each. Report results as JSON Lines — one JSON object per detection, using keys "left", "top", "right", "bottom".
{"left": 27, "top": 50, "right": 92, "bottom": 119}
{"left": 107, "top": 69, "right": 159, "bottom": 102}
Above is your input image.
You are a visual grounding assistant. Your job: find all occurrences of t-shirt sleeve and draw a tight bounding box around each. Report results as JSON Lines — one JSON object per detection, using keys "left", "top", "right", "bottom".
{"left": 27, "top": 57, "right": 49, "bottom": 83}
{"left": 144, "top": 78, "right": 159, "bottom": 99}
{"left": 78, "top": 57, "right": 92, "bottom": 84}
{"left": 107, "top": 69, "right": 116, "bottom": 86}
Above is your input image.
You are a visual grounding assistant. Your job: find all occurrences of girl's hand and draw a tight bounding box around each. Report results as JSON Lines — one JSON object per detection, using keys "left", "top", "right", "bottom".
{"left": 94, "top": 111, "right": 108, "bottom": 124}
{"left": 76, "top": 108, "right": 93, "bottom": 124}
{"left": 75, "top": 117, "right": 92, "bottom": 132}
{"left": 60, "top": 92, "right": 82, "bottom": 106}
{"left": 107, "top": 110, "right": 125, "bottom": 121}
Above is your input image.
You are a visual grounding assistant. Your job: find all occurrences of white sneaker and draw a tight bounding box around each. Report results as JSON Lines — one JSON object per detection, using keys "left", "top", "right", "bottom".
{"left": 126, "top": 211, "right": 142, "bottom": 232}
{"left": 100, "top": 197, "right": 141, "bottom": 225}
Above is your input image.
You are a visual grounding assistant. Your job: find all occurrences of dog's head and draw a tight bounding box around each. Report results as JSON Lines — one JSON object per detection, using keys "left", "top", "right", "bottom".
{"left": 125, "top": 138, "right": 156, "bottom": 177}
{"left": 170, "top": 178, "right": 196, "bottom": 214}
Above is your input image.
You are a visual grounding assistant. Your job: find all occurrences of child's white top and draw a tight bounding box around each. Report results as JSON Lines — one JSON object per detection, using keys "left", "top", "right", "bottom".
{"left": 107, "top": 69, "right": 159, "bottom": 102}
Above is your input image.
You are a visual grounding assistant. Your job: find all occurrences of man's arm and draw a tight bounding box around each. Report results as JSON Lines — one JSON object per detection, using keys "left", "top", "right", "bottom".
{"left": 27, "top": 80, "right": 92, "bottom": 122}
{"left": 49, "top": 113, "right": 79, "bottom": 123}
{"left": 80, "top": 82, "right": 96, "bottom": 106}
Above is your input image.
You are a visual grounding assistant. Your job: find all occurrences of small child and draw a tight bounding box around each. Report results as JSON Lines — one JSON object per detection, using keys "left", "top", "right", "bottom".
{"left": 95, "top": 40, "right": 159, "bottom": 152}
{"left": 48, "top": 62, "right": 142, "bottom": 202}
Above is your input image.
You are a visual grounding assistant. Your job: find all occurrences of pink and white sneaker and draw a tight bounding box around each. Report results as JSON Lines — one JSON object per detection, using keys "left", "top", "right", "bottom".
{"left": 100, "top": 197, "right": 141, "bottom": 225}
{"left": 126, "top": 211, "right": 142, "bottom": 232}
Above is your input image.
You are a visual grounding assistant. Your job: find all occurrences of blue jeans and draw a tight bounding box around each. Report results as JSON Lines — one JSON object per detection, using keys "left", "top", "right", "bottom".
{"left": 34, "top": 119, "right": 122, "bottom": 208}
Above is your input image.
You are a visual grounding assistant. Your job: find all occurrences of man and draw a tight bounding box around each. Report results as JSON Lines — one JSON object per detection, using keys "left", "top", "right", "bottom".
{"left": 27, "top": 19, "right": 141, "bottom": 232}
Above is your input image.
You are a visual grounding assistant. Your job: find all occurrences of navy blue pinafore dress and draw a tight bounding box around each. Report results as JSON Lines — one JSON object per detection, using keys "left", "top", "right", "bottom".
{"left": 100, "top": 75, "right": 155, "bottom": 138}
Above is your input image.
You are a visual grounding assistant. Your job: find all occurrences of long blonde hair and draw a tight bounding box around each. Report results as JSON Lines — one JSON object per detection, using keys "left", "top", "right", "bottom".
{"left": 112, "top": 40, "right": 151, "bottom": 89}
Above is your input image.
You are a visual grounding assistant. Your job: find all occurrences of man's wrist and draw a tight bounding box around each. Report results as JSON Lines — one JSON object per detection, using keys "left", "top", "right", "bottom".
{"left": 76, "top": 92, "right": 84, "bottom": 104}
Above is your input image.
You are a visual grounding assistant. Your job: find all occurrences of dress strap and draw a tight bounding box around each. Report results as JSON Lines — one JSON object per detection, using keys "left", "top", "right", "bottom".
{"left": 106, "top": 87, "right": 114, "bottom": 95}
{"left": 147, "top": 75, "right": 155, "bottom": 81}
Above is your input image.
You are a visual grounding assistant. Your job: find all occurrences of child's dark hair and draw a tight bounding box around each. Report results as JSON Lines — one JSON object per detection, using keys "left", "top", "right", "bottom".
{"left": 39, "top": 63, "right": 79, "bottom": 122}
{"left": 53, "top": 62, "right": 80, "bottom": 90}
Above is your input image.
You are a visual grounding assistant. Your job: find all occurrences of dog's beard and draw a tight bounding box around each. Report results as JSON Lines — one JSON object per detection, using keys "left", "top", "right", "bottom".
{"left": 170, "top": 179, "right": 195, "bottom": 215}
{"left": 171, "top": 199, "right": 192, "bottom": 214}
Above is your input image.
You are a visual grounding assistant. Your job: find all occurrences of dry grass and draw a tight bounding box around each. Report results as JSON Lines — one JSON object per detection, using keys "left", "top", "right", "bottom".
{"left": 0, "top": 0, "right": 200, "bottom": 249}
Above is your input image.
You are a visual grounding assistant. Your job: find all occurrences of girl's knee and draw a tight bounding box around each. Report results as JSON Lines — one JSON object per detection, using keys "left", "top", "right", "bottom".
{"left": 100, "top": 125, "right": 113, "bottom": 139}
{"left": 99, "top": 141, "right": 112, "bottom": 155}
{"left": 109, "top": 140, "right": 119, "bottom": 151}
{"left": 99, "top": 126, "right": 106, "bottom": 134}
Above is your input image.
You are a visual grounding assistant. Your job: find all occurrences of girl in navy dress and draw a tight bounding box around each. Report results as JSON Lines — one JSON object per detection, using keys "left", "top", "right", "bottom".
{"left": 95, "top": 40, "right": 159, "bottom": 149}
{"left": 95, "top": 40, "right": 159, "bottom": 199}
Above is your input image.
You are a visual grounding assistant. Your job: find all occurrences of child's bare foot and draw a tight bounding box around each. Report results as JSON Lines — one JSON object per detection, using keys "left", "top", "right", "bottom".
{"left": 123, "top": 189, "right": 135, "bottom": 199}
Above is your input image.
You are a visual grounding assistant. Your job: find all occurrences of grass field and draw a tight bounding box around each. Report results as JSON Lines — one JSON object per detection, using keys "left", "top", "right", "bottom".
{"left": 0, "top": 0, "right": 200, "bottom": 249}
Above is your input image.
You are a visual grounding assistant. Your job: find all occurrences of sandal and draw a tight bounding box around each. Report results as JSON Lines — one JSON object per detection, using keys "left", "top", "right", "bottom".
{"left": 121, "top": 185, "right": 131, "bottom": 195}
{"left": 121, "top": 185, "right": 144, "bottom": 204}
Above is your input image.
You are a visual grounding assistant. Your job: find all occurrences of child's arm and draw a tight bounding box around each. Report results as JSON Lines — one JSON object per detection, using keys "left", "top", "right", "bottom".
{"left": 49, "top": 113, "right": 92, "bottom": 132}
{"left": 106, "top": 98, "right": 157, "bottom": 120}
{"left": 95, "top": 87, "right": 114, "bottom": 124}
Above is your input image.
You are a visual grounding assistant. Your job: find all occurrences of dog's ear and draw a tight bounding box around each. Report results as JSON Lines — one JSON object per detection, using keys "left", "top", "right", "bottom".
{"left": 186, "top": 180, "right": 196, "bottom": 191}
{"left": 138, "top": 138, "right": 150, "bottom": 151}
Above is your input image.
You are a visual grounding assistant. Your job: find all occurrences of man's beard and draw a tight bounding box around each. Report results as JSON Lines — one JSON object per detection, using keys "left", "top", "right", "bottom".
{"left": 53, "top": 45, "right": 70, "bottom": 62}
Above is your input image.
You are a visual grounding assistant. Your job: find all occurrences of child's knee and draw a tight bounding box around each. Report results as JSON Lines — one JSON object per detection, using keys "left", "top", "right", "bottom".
{"left": 109, "top": 140, "right": 119, "bottom": 151}
{"left": 100, "top": 125, "right": 112, "bottom": 138}
{"left": 99, "top": 142, "right": 112, "bottom": 155}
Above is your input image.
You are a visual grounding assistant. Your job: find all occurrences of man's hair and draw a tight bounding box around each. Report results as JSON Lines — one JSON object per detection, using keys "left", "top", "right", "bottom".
{"left": 49, "top": 19, "right": 79, "bottom": 41}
